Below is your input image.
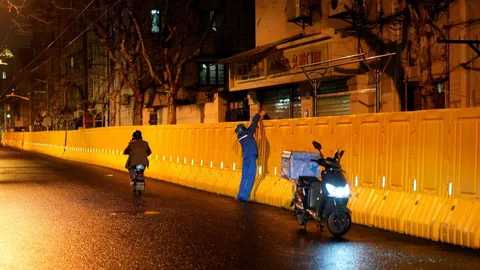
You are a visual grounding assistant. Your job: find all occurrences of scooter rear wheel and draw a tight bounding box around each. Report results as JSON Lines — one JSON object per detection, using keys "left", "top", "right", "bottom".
{"left": 327, "top": 211, "right": 351, "bottom": 237}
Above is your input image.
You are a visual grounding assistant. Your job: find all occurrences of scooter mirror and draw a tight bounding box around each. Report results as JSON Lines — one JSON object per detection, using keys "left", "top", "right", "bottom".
{"left": 312, "top": 141, "right": 322, "bottom": 150}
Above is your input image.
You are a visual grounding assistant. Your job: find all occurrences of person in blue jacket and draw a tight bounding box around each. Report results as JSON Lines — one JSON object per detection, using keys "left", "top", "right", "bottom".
{"left": 235, "top": 110, "right": 266, "bottom": 202}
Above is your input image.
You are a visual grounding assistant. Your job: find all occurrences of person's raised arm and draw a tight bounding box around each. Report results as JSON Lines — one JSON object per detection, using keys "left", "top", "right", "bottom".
{"left": 248, "top": 113, "right": 261, "bottom": 135}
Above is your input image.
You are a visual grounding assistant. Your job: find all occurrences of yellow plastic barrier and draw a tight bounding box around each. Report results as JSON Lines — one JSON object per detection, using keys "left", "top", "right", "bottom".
{"left": 403, "top": 194, "right": 451, "bottom": 240}
{"left": 3, "top": 107, "right": 480, "bottom": 249}
{"left": 251, "top": 174, "right": 278, "bottom": 205}
{"left": 194, "top": 166, "right": 212, "bottom": 191}
{"left": 9, "top": 132, "right": 24, "bottom": 150}
{"left": 224, "top": 171, "right": 241, "bottom": 197}
{"left": 21, "top": 131, "right": 65, "bottom": 158}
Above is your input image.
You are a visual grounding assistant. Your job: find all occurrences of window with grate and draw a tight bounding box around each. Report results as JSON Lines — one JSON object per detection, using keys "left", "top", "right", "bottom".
{"left": 226, "top": 99, "right": 249, "bottom": 122}
{"left": 151, "top": 9, "right": 161, "bottom": 33}
{"left": 210, "top": 11, "right": 217, "bottom": 31}
{"left": 200, "top": 63, "right": 225, "bottom": 85}
{"left": 149, "top": 111, "right": 158, "bottom": 125}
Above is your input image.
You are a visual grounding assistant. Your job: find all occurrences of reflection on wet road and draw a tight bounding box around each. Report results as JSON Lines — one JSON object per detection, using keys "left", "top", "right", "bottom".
{"left": 0, "top": 148, "right": 478, "bottom": 269}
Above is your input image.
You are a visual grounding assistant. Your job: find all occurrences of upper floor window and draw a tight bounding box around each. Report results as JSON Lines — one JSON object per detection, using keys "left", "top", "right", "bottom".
{"left": 149, "top": 111, "right": 158, "bottom": 125}
{"left": 151, "top": 9, "right": 161, "bottom": 33}
{"left": 2, "top": 71, "right": 6, "bottom": 80}
{"left": 200, "top": 64, "right": 225, "bottom": 85}
{"left": 210, "top": 11, "right": 217, "bottom": 32}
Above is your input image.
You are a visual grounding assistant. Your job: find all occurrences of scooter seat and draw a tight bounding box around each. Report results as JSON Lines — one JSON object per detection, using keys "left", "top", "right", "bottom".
{"left": 298, "top": 176, "right": 319, "bottom": 187}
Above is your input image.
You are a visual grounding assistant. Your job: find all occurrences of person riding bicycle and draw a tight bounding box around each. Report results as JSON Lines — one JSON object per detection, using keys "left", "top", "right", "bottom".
{"left": 123, "top": 130, "right": 152, "bottom": 181}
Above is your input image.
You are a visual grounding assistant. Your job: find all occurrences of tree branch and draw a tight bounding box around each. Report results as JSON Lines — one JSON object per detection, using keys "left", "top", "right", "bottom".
{"left": 11, "top": 18, "right": 31, "bottom": 35}
{"left": 174, "top": 8, "right": 218, "bottom": 85}
{"left": 29, "top": 13, "right": 53, "bottom": 24}
{"left": 93, "top": 24, "right": 135, "bottom": 92}
{"left": 4, "top": 0, "right": 28, "bottom": 14}
{"left": 125, "top": 6, "right": 165, "bottom": 87}
{"left": 52, "top": 0, "right": 76, "bottom": 11}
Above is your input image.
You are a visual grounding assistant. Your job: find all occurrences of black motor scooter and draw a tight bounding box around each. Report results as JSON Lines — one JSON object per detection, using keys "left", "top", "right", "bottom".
{"left": 292, "top": 141, "right": 352, "bottom": 237}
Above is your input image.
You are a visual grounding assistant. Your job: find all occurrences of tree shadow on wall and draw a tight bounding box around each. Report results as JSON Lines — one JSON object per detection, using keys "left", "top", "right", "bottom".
{"left": 251, "top": 124, "right": 271, "bottom": 198}
{"left": 199, "top": 103, "right": 206, "bottom": 124}
{"left": 336, "top": 23, "right": 409, "bottom": 110}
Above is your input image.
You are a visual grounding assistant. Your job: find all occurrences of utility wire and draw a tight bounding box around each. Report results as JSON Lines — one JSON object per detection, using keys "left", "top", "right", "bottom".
{"left": 0, "top": 0, "right": 96, "bottom": 99}
{"left": 23, "top": 0, "right": 122, "bottom": 83}
{"left": 0, "top": 12, "right": 19, "bottom": 49}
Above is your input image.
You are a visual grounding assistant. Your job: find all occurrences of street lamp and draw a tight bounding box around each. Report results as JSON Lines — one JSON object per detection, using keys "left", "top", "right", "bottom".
{"left": 5, "top": 93, "right": 31, "bottom": 131}
{"left": 6, "top": 93, "right": 29, "bottom": 101}
{"left": 0, "top": 46, "right": 14, "bottom": 66}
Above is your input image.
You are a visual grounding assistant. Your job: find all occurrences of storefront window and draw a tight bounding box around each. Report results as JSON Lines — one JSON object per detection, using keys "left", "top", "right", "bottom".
{"left": 261, "top": 87, "right": 301, "bottom": 119}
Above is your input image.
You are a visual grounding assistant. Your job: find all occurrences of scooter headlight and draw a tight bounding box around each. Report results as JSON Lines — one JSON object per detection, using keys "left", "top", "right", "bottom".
{"left": 325, "top": 183, "right": 351, "bottom": 198}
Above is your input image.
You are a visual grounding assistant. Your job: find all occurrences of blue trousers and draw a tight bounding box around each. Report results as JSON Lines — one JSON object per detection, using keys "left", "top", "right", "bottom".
{"left": 237, "top": 155, "right": 257, "bottom": 201}
{"left": 128, "top": 167, "right": 136, "bottom": 179}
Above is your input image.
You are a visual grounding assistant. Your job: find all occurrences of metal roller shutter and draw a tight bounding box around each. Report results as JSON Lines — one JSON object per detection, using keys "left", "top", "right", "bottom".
{"left": 316, "top": 79, "right": 350, "bottom": 117}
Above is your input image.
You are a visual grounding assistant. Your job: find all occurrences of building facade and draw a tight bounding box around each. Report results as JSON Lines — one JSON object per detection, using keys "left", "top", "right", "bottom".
{"left": 24, "top": 0, "right": 480, "bottom": 127}
{"left": 221, "top": 0, "right": 480, "bottom": 120}
{"left": 0, "top": 23, "right": 34, "bottom": 132}
{"left": 25, "top": 0, "right": 255, "bottom": 128}
{"left": 141, "top": 0, "right": 256, "bottom": 125}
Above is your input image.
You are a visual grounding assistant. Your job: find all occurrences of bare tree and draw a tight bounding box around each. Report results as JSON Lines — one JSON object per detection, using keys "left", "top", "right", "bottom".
{"left": 0, "top": 0, "right": 59, "bottom": 34}
{"left": 336, "top": 0, "right": 454, "bottom": 109}
{"left": 92, "top": 0, "right": 154, "bottom": 125}
{"left": 132, "top": 0, "right": 221, "bottom": 124}
{"left": 406, "top": 0, "right": 453, "bottom": 109}
{"left": 94, "top": 0, "right": 220, "bottom": 125}
{"left": 4, "top": 0, "right": 221, "bottom": 125}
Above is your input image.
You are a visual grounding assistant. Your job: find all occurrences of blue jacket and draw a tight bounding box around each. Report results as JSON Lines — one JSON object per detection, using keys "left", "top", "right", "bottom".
{"left": 237, "top": 113, "right": 260, "bottom": 158}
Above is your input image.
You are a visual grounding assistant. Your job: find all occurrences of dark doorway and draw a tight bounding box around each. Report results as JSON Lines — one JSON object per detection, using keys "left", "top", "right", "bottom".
{"left": 406, "top": 81, "right": 445, "bottom": 111}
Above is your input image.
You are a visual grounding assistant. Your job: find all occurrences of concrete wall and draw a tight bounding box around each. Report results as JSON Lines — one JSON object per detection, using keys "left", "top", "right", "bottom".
{"left": 255, "top": 0, "right": 346, "bottom": 47}
{"left": 143, "top": 93, "right": 227, "bottom": 125}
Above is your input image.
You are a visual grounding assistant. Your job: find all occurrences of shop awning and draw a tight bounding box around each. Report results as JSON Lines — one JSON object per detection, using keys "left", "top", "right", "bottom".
{"left": 217, "top": 33, "right": 304, "bottom": 64}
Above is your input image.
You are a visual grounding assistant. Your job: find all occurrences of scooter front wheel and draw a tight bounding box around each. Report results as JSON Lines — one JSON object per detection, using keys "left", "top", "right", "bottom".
{"left": 327, "top": 211, "right": 351, "bottom": 237}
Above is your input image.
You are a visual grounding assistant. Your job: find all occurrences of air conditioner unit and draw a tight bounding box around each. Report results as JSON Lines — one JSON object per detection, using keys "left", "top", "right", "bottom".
{"left": 286, "top": 0, "right": 310, "bottom": 24}
{"left": 329, "top": 0, "right": 365, "bottom": 18}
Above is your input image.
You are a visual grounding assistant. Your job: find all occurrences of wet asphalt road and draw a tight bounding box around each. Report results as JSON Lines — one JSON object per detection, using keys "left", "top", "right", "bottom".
{"left": 0, "top": 147, "right": 479, "bottom": 270}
